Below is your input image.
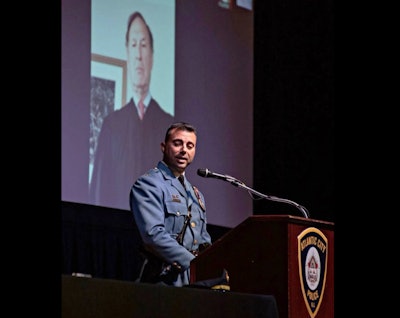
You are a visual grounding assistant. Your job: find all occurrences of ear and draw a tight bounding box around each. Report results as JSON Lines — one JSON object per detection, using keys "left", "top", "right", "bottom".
{"left": 161, "top": 142, "right": 165, "bottom": 153}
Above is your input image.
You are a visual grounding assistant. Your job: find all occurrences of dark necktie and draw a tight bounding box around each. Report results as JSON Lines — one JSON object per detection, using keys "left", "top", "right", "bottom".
{"left": 178, "top": 175, "right": 186, "bottom": 190}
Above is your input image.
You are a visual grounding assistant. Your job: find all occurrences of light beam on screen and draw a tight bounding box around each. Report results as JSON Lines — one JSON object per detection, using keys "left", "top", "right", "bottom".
{"left": 236, "top": 0, "right": 253, "bottom": 10}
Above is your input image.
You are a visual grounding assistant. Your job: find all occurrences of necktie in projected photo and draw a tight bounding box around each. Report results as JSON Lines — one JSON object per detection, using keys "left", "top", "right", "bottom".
{"left": 138, "top": 98, "right": 145, "bottom": 120}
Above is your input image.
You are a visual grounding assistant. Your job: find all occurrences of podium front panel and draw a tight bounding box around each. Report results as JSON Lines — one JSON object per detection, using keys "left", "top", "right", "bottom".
{"left": 190, "top": 215, "right": 334, "bottom": 318}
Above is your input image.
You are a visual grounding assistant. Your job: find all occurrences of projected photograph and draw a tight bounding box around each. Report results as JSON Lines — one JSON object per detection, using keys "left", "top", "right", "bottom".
{"left": 88, "top": 0, "right": 176, "bottom": 210}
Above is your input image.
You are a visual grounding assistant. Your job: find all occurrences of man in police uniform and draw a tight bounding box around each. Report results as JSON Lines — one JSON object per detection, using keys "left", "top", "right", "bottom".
{"left": 130, "top": 122, "right": 212, "bottom": 286}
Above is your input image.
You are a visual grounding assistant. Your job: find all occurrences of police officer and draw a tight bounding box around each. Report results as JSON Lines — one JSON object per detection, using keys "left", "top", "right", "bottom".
{"left": 130, "top": 122, "right": 212, "bottom": 286}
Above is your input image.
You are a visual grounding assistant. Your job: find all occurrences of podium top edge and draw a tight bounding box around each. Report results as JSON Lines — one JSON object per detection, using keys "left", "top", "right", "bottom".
{"left": 247, "top": 214, "right": 335, "bottom": 227}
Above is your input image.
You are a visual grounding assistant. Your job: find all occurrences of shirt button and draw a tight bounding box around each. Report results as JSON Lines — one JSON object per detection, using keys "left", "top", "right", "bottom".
{"left": 191, "top": 221, "right": 196, "bottom": 228}
{"left": 193, "top": 239, "right": 198, "bottom": 244}
{"left": 176, "top": 212, "right": 180, "bottom": 216}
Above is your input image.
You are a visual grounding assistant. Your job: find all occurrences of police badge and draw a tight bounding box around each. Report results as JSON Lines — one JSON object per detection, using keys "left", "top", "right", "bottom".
{"left": 297, "top": 227, "right": 328, "bottom": 318}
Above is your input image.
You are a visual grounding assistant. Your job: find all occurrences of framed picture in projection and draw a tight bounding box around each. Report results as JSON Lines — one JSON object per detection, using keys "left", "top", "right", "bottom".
{"left": 89, "top": 53, "right": 127, "bottom": 184}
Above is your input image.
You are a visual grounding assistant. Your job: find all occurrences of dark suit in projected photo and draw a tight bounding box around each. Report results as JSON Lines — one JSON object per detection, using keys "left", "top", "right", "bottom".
{"left": 90, "top": 11, "right": 174, "bottom": 211}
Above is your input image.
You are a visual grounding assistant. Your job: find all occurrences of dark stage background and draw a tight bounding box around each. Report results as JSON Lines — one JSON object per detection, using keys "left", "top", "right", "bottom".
{"left": 253, "top": 0, "right": 334, "bottom": 222}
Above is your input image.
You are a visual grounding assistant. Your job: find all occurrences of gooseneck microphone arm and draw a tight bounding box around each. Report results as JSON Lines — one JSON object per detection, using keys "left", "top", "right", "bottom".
{"left": 230, "top": 179, "right": 310, "bottom": 218}
{"left": 197, "top": 168, "right": 310, "bottom": 218}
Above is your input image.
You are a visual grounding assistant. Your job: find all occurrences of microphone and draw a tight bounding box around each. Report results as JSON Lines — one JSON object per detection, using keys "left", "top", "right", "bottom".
{"left": 197, "top": 168, "right": 232, "bottom": 181}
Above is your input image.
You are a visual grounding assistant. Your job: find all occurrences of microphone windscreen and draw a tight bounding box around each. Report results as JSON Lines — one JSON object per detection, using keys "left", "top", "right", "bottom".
{"left": 197, "top": 168, "right": 208, "bottom": 177}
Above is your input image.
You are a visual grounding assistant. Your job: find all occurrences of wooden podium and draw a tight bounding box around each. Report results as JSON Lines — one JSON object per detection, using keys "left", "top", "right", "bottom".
{"left": 190, "top": 215, "right": 334, "bottom": 318}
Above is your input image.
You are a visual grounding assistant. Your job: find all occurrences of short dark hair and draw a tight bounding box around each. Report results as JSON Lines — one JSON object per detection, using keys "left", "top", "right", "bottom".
{"left": 164, "top": 122, "right": 197, "bottom": 142}
{"left": 125, "top": 11, "right": 154, "bottom": 53}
